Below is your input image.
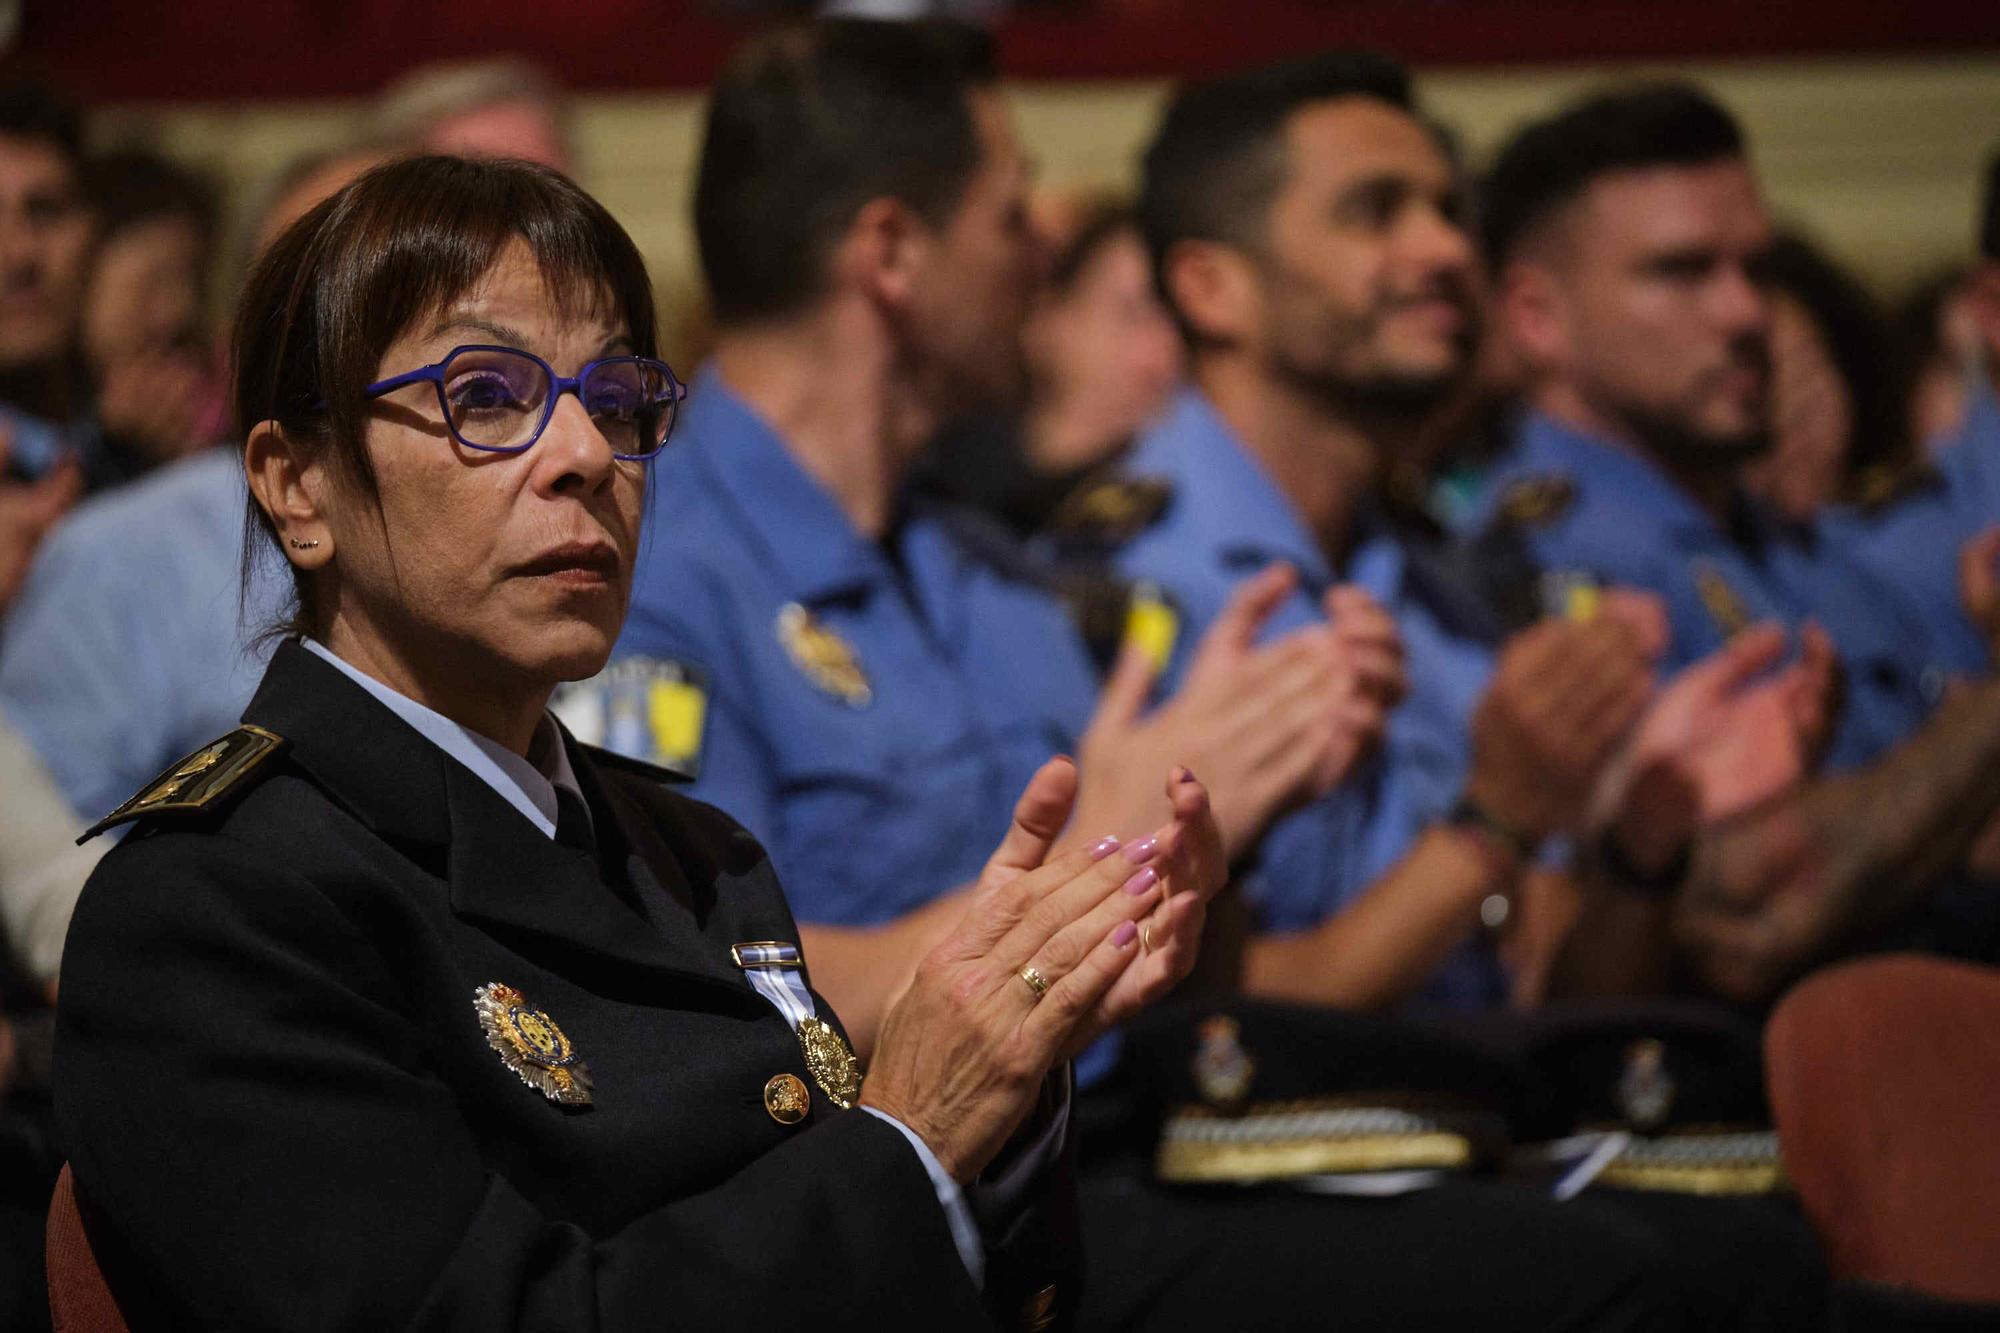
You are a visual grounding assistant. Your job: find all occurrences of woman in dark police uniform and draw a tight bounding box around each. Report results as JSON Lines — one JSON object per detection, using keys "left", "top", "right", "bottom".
{"left": 50, "top": 156, "right": 1223, "bottom": 1330}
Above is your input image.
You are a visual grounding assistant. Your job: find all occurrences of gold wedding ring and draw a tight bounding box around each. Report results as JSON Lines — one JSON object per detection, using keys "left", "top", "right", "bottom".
{"left": 1018, "top": 964, "right": 1050, "bottom": 1001}
{"left": 1140, "top": 922, "right": 1153, "bottom": 953}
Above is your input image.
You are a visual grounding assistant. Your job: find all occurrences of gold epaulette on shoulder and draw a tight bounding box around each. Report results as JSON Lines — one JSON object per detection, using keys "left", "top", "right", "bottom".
{"left": 80, "top": 725, "right": 287, "bottom": 844}
{"left": 1496, "top": 473, "right": 1576, "bottom": 529}
{"left": 1047, "top": 476, "right": 1174, "bottom": 545}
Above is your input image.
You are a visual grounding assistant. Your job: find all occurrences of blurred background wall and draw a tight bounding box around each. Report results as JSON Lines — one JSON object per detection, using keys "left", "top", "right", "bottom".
{"left": 17, "top": 2, "right": 1999, "bottom": 365}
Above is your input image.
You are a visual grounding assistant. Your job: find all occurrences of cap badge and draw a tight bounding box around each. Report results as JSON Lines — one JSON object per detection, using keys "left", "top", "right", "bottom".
{"left": 1615, "top": 1038, "right": 1676, "bottom": 1133}
{"left": 1192, "top": 1014, "right": 1256, "bottom": 1107}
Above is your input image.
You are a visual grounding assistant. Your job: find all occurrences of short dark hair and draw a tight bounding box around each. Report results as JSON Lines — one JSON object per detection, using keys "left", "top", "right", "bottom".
{"left": 0, "top": 77, "right": 84, "bottom": 169}
{"left": 233, "top": 154, "right": 657, "bottom": 638}
{"left": 1481, "top": 83, "right": 1746, "bottom": 268}
{"left": 1764, "top": 231, "right": 1903, "bottom": 476}
{"left": 693, "top": 17, "right": 997, "bottom": 326}
{"left": 1979, "top": 146, "right": 1999, "bottom": 262}
{"left": 1137, "top": 51, "right": 1413, "bottom": 340}
{"left": 82, "top": 149, "right": 218, "bottom": 248}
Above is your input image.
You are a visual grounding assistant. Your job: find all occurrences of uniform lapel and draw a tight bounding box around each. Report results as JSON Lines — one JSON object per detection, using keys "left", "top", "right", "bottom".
{"left": 244, "top": 641, "right": 762, "bottom": 999}
{"left": 441, "top": 745, "right": 766, "bottom": 998}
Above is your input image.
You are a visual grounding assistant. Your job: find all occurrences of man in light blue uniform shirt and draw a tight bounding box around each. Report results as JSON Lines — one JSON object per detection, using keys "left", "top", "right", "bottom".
{"left": 1478, "top": 410, "right": 1945, "bottom": 770}
{"left": 598, "top": 368, "right": 1102, "bottom": 931}
{"left": 1471, "top": 87, "right": 1958, "bottom": 772}
{"left": 1824, "top": 164, "right": 2000, "bottom": 679}
{"left": 0, "top": 447, "right": 284, "bottom": 822}
{"left": 1474, "top": 83, "right": 2000, "bottom": 991}
{"left": 1119, "top": 389, "right": 1510, "bottom": 1007}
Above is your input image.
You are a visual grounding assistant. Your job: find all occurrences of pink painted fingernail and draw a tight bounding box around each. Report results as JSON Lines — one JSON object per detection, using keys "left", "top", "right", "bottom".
{"left": 1112, "top": 921, "right": 1138, "bottom": 947}
{"left": 1088, "top": 836, "right": 1122, "bottom": 861}
{"left": 1124, "top": 836, "right": 1160, "bottom": 864}
{"left": 1123, "top": 866, "right": 1159, "bottom": 897}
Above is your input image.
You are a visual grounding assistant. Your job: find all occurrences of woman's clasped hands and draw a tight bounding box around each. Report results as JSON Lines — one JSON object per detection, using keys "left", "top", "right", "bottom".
{"left": 861, "top": 759, "right": 1222, "bottom": 1183}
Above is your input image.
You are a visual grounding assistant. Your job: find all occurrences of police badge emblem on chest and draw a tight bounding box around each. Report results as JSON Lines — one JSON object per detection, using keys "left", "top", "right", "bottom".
{"left": 474, "top": 983, "right": 593, "bottom": 1106}
{"left": 775, "top": 602, "right": 873, "bottom": 707}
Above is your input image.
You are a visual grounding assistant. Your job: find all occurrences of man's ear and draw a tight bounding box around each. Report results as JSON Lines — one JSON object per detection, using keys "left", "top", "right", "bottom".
{"left": 244, "top": 421, "right": 333, "bottom": 569}
{"left": 1163, "top": 239, "right": 1260, "bottom": 349}
{"left": 1494, "top": 257, "right": 1574, "bottom": 377}
{"left": 836, "top": 196, "right": 929, "bottom": 313}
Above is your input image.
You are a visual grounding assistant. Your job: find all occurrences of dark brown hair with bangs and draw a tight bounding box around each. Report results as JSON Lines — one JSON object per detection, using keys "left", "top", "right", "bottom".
{"left": 234, "top": 153, "right": 658, "bottom": 640}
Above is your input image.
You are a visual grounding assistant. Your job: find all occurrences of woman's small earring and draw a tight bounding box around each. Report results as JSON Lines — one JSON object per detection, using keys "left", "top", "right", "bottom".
{"left": 287, "top": 537, "right": 321, "bottom": 551}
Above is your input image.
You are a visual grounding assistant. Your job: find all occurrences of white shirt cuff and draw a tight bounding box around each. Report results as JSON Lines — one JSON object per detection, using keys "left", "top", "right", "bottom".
{"left": 859, "top": 1105, "right": 986, "bottom": 1289}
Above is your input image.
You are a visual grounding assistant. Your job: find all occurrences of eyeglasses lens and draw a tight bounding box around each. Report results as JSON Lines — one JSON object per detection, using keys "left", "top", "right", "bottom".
{"left": 582, "top": 359, "right": 677, "bottom": 458}
{"left": 441, "top": 349, "right": 550, "bottom": 451}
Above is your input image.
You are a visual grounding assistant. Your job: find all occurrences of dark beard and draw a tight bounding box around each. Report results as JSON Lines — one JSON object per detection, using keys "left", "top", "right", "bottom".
{"left": 1614, "top": 399, "right": 1772, "bottom": 472}
{"left": 1270, "top": 350, "right": 1462, "bottom": 430}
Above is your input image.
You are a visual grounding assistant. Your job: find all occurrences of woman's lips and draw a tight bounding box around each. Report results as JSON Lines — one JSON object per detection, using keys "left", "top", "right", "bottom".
{"left": 512, "top": 542, "right": 619, "bottom": 586}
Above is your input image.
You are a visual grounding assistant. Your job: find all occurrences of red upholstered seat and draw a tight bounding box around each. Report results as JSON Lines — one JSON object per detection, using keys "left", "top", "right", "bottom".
{"left": 1766, "top": 954, "right": 2000, "bottom": 1304}
{"left": 45, "top": 1164, "right": 130, "bottom": 1333}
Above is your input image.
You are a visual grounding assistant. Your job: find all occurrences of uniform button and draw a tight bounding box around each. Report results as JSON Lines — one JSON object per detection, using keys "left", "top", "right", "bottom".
{"left": 764, "top": 1073, "right": 809, "bottom": 1125}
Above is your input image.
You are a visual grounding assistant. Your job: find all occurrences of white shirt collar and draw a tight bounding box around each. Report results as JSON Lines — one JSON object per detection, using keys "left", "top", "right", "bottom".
{"left": 301, "top": 637, "right": 583, "bottom": 840}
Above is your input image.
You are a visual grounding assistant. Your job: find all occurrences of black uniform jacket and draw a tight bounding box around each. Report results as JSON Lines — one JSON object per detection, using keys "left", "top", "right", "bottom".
{"left": 53, "top": 641, "right": 1023, "bottom": 1330}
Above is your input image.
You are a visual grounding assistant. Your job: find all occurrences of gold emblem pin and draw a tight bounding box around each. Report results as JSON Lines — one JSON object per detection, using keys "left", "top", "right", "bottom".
{"left": 1693, "top": 561, "right": 1751, "bottom": 638}
{"left": 474, "top": 983, "right": 592, "bottom": 1106}
{"left": 764, "top": 1072, "right": 810, "bottom": 1125}
{"left": 1498, "top": 474, "right": 1575, "bottom": 528}
{"left": 796, "top": 1015, "right": 862, "bottom": 1109}
{"left": 776, "top": 603, "right": 872, "bottom": 707}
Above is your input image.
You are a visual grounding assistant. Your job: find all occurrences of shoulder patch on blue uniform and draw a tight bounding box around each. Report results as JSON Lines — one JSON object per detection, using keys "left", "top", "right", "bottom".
{"left": 1851, "top": 459, "right": 1943, "bottom": 513}
{"left": 81, "top": 724, "right": 287, "bottom": 843}
{"left": 552, "top": 657, "right": 710, "bottom": 780}
{"left": 1046, "top": 475, "right": 1174, "bottom": 545}
{"left": 1495, "top": 474, "right": 1575, "bottom": 529}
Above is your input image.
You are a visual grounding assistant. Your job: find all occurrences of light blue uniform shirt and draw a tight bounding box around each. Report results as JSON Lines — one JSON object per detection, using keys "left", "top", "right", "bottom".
{"left": 1113, "top": 388, "right": 1505, "bottom": 1009}
{"left": 0, "top": 448, "right": 288, "bottom": 821}
{"left": 1824, "top": 377, "right": 2000, "bottom": 678}
{"left": 584, "top": 368, "right": 1112, "bottom": 1074}
{"left": 1469, "top": 411, "right": 1949, "bottom": 771}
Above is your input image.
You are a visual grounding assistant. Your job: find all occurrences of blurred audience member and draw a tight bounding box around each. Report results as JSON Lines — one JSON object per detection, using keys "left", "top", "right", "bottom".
{"left": 0, "top": 715, "right": 100, "bottom": 989}
{"left": 0, "top": 79, "right": 95, "bottom": 495}
{"left": 246, "top": 145, "right": 395, "bottom": 258}
{"left": 1746, "top": 233, "right": 1900, "bottom": 523}
{"left": 1477, "top": 85, "right": 1936, "bottom": 768}
{"left": 1825, "top": 155, "right": 2000, "bottom": 680}
{"left": 372, "top": 58, "right": 572, "bottom": 173}
{"left": 80, "top": 148, "right": 226, "bottom": 469}
{"left": 0, "top": 425, "right": 77, "bottom": 616}
{"left": 0, "top": 151, "right": 336, "bottom": 822}
{"left": 1476, "top": 83, "right": 2000, "bottom": 1002}
{"left": 921, "top": 203, "right": 1182, "bottom": 533}
{"left": 1894, "top": 266, "right": 1983, "bottom": 453}
{"left": 1023, "top": 206, "right": 1183, "bottom": 477}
